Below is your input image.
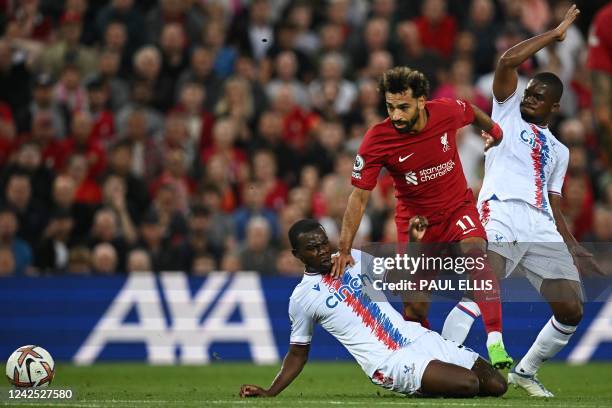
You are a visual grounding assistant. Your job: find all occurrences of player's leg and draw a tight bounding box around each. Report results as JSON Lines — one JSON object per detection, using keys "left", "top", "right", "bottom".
{"left": 419, "top": 360, "right": 480, "bottom": 397}
{"left": 420, "top": 356, "right": 506, "bottom": 397}
{"left": 511, "top": 278, "right": 582, "bottom": 397}
{"left": 442, "top": 250, "right": 506, "bottom": 344}
{"left": 456, "top": 237, "right": 512, "bottom": 368}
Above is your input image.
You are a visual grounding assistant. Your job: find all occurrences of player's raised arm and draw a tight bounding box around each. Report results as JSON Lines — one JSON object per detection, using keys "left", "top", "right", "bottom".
{"left": 239, "top": 344, "right": 310, "bottom": 398}
{"left": 493, "top": 4, "right": 580, "bottom": 102}
{"left": 331, "top": 187, "right": 371, "bottom": 278}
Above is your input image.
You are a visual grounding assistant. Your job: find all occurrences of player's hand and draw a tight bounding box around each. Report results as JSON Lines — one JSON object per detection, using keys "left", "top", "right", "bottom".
{"left": 569, "top": 244, "right": 604, "bottom": 277}
{"left": 239, "top": 384, "right": 271, "bottom": 398}
{"left": 480, "top": 130, "right": 501, "bottom": 151}
{"left": 331, "top": 250, "right": 355, "bottom": 279}
{"left": 408, "top": 216, "right": 428, "bottom": 242}
{"left": 554, "top": 4, "right": 580, "bottom": 42}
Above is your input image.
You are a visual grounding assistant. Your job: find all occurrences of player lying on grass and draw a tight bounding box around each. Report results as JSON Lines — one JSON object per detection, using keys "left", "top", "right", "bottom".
{"left": 239, "top": 219, "right": 507, "bottom": 398}
{"left": 441, "top": 4, "right": 603, "bottom": 397}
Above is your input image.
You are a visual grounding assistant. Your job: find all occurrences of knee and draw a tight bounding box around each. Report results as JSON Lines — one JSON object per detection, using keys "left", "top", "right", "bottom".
{"left": 554, "top": 301, "right": 583, "bottom": 326}
{"left": 487, "top": 375, "right": 508, "bottom": 397}
{"left": 460, "top": 373, "right": 480, "bottom": 397}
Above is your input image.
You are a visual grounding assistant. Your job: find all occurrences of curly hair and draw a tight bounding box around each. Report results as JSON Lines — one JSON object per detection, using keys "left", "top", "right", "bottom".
{"left": 378, "top": 67, "right": 430, "bottom": 99}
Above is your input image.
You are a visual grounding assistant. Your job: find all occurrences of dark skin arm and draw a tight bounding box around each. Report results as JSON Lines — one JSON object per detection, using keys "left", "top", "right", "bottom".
{"left": 239, "top": 344, "right": 310, "bottom": 397}
{"left": 493, "top": 4, "right": 580, "bottom": 102}
{"left": 549, "top": 193, "right": 603, "bottom": 276}
{"left": 331, "top": 187, "right": 371, "bottom": 278}
{"left": 471, "top": 104, "right": 502, "bottom": 151}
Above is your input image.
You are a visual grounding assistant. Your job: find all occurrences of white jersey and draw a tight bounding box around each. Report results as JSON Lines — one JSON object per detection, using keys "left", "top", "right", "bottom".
{"left": 478, "top": 90, "right": 569, "bottom": 218}
{"left": 288, "top": 249, "right": 430, "bottom": 377}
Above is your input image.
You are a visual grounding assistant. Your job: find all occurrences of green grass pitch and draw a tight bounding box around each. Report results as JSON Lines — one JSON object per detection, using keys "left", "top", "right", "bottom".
{"left": 2, "top": 362, "right": 612, "bottom": 407}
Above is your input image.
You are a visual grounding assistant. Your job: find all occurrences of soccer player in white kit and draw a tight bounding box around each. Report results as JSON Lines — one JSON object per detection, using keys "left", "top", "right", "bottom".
{"left": 440, "top": 5, "right": 601, "bottom": 397}
{"left": 240, "top": 219, "right": 507, "bottom": 398}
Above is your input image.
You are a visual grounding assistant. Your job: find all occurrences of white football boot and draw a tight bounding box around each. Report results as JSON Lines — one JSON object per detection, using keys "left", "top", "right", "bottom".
{"left": 508, "top": 367, "right": 554, "bottom": 397}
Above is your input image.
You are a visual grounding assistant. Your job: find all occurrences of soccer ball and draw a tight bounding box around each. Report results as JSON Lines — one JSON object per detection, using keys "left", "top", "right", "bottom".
{"left": 5, "top": 345, "right": 55, "bottom": 388}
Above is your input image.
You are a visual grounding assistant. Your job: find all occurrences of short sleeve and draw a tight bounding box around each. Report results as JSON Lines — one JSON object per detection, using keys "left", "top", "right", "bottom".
{"left": 548, "top": 145, "right": 569, "bottom": 196}
{"left": 288, "top": 298, "right": 314, "bottom": 345}
{"left": 491, "top": 90, "right": 521, "bottom": 123}
{"left": 351, "top": 130, "right": 385, "bottom": 190}
{"left": 452, "top": 99, "right": 475, "bottom": 128}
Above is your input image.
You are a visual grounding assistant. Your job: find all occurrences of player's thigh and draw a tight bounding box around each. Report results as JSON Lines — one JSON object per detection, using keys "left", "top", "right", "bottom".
{"left": 447, "top": 205, "right": 487, "bottom": 242}
{"left": 419, "top": 360, "right": 479, "bottom": 397}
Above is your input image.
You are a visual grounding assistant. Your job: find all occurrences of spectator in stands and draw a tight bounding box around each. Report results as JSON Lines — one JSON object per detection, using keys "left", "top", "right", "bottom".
{"left": 51, "top": 174, "right": 92, "bottom": 240}
{"left": 89, "top": 207, "right": 128, "bottom": 271}
{"left": 34, "top": 208, "right": 74, "bottom": 273}
{"left": 95, "top": 0, "right": 146, "bottom": 59}
{"left": 149, "top": 148, "right": 196, "bottom": 214}
{"left": 146, "top": 0, "right": 205, "bottom": 44}
{"left": 17, "top": 73, "right": 65, "bottom": 137}
{"left": 102, "top": 21, "right": 130, "bottom": 77}
{"left": 0, "top": 245, "right": 16, "bottom": 276}
{"left": 286, "top": 1, "right": 319, "bottom": 57}
{"left": 352, "top": 17, "right": 392, "bottom": 72}
{"left": 38, "top": 11, "right": 98, "bottom": 77}
{"left": 252, "top": 149, "right": 288, "bottom": 211}
{"left": 96, "top": 49, "right": 130, "bottom": 111}
{"left": 149, "top": 182, "right": 188, "bottom": 242}
{"left": 309, "top": 52, "right": 358, "bottom": 117}
{"left": 53, "top": 64, "right": 88, "bottom": 114}
{"left": 135, "top": 209, "right": 181, "bottom": 271}
{"left": 175, "top": 46, "right": 222, "bottom": 112}
{"left": 270, "top": 83, "right": 319, "bottom": 151}
{"left": 202, "top": 118, "right": 248, "bottom": 184}
{"left": 234, "top": 180, "right": 279, "bottom": 242}
{"left": 2, "top": 173, "right": 47, "bottom": 247}
{"left": 202, "top": 20, "right": 237, "bottom": 80}
{"left": 85, "top": 75, "right": 116, "bottom": 147}
{"left": 126, "top": 248, "right": 153, "bottom": 272}
{"left": 156, "top": 23, "right": 189, "bottom": 112}
{"left": 195, "top": 184, "right": 236, "bottom": 254}
{"left": 192, "top": 254, "right": 216, "bottom": 275}
{"left": 394, "top": 21, "right": 443, "bottom": 91}
{"left": 59, "top": 111, "right": 107, "bottom": 179}
{"left": 303, "top": 119, "right": 345, "bottom": 176}
{"left": 266, "top": 50, "right": 310, "bottom": 109}
{"left": 0, "top": 142, "right": 54, "bottom": 205}
{"left": 433, "top": 56, "right": 489, "bottom": 112}
{"left": 251, "top": 110, "right": 299, "bottom": 184}
{"left": 228, "top": 0, "right": 274, "bottom": 62}
{"left": 238, "top": 216, "right": 277, "bottom": 275}
{"left": 172, "top": 81, "right": 215, "bottom": 152}
{"left": 214, "top": 77, "right": 256, "bottom": 139}
{"left": 101, "top": 175, "right": 138, "bottom": 245}
{"left": 66, "top": 246, "right": 91, "bottom": 274}
{"left": 413, "top": 0, "right": 457, "bottom": 59}
{"left": 464, "top": 0, "right": 497, "bottom": 76}
{"left": 0, "top": 38, "right": 32, "bottom": 130}
{"left": 105, "top": 140, "right": 149, "bottom": 224}
{"left": 91, "top": 242, "right": 119, "bottom": 274}
{"left": 0, "top": 207, "right": 32, "bottom": 275}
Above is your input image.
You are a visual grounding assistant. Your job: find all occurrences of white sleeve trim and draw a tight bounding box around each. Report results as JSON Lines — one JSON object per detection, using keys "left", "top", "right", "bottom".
{"left": 493, "top": 90, "right": 517, "bottom": 105}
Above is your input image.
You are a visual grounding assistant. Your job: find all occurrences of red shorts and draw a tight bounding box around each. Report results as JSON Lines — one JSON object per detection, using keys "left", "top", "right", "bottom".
{"left": 396, "top": 202, "right": 487, "bottom": 243}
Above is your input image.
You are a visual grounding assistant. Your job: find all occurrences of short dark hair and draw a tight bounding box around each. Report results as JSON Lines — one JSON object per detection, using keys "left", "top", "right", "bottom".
{"left": 378, "top": 67, "right": 430, "bottom": 99}
{"left": 533, "top": 72, "right": 564, "bottom": 103}
{"left": 289, "top": 219, "right": 322, "bottom": 250}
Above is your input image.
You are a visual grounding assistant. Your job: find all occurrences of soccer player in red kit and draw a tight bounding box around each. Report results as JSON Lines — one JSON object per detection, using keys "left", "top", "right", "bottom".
{"left": 331, "top": 67, "right": 513, "bottom": 368}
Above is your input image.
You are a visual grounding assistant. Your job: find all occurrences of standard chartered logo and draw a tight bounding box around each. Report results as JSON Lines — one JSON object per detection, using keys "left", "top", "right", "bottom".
{"left": 405, "top": 160, "right": 456, "bottom": 185}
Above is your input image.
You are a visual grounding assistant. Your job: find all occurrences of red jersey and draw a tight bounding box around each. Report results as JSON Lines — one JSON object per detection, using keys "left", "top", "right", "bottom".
{"left": 352, "top": 98, "right": 475, "bottom": 226}
{"left": 587, "top": 3, "right": 612, "bottom": 74}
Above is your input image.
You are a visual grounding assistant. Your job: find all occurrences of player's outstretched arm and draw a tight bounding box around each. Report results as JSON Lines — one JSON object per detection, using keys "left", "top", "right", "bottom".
{"left": 493, "top": 4, "right": 580, "bottom": 102}
{"left": 549, "top": 193, "right": 603, "bottom": 276}
{"left": 331, "top": 187, "right": 371, "bottom": 278}
{"left": 471, "top": 104, "right": 503, "bottom": 150}
{"left": 239, "top": 344, "right": 310, "bottom": 398}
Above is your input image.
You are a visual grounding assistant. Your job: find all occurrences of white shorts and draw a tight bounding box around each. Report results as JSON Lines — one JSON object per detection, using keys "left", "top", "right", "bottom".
{"left": 479, "top": 198, "right": 580, "bottom": 291}
{"left": 370, "top": 331, "right": 479, "bottom": 395}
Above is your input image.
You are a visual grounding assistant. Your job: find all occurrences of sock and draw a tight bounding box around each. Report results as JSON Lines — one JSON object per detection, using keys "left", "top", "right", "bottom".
{"left": 516, "top": 316, "right": 577, "bottom": 376}
{"left": 442, "top": 299, "right": 480, "bottom": 343}
{"left": 486, "top": 331, "right": 503, "bottom": 347}
{"left": 466, "top": 249, "right": 503, "bottom": 334}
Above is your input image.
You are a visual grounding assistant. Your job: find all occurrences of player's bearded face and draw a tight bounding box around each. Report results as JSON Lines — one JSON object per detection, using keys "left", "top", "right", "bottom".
{"left": 386, "top": 92, "right": 421, "bottom": 133}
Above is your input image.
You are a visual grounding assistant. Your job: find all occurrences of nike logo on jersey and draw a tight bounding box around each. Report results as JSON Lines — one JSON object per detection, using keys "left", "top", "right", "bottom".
{"left": 399, "top": 153, "right": 414, "bottom": 162}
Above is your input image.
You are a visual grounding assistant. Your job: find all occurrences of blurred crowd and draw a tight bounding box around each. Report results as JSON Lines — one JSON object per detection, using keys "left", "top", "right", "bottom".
{"left": 0, "top": 0, "right": 610, "bottom": 277}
